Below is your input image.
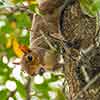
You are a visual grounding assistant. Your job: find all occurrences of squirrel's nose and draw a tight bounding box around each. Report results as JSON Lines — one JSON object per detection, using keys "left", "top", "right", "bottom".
{"left": 38, "top": 67, "right": 45, "bottom": 75}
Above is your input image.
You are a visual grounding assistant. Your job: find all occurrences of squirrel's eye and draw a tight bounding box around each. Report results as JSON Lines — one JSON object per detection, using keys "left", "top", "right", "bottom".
{"left": 27, "top": 55, "right": 33, "bottom": 61}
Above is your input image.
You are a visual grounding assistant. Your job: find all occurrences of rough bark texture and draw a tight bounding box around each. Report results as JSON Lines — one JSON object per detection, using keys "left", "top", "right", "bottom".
{"left": 60, "top": 0, "right": 100, "bottom": 100}
{"left": 30, "top": 0, "right": 100, "bottom": 100}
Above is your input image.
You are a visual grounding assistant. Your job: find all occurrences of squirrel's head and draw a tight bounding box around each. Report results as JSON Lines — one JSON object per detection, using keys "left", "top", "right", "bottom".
{"left": 14, "top": 45, "right": 42, "bottom": 76}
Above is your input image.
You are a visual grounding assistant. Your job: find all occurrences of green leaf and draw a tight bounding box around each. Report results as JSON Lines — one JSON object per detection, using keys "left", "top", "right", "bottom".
{"left": 56, "top": 89, "right": 65, "bottom": 100}
{"left": 29, "top": 4, "right": 37, "bottom": 12}
{"left": 0, "top": 1, "right": 4, "bottom": 6}
{"left": 80, "top": 0, "right": 100, "bottom": 16}
{"left": 29, "top": 4, "right": 43, "bottom": 16}
{"left": 0, "top": 33, "right": 6, "bottom": 51}
{"left": 19, "top": 32, "right": 29, "bottom": 45}
{"left": 32, "top": 81, "right": 51, "bottom": 99}
{"left": 11, "top": 0, "right": 25, "bottom": 4}
{"left": 0, "top": 90, "right": 8, "bottom": 100}
{"left": 1, "top": 23, "right": 13, "bottom": 33}
{"left": 0, "top": 14, "right": 16, "bottom": 33}
{"left": 45, "top": 73, "right": 62, "bottom": 83}
{"left": 0, "top": 61, "right": 12, "bottom": 83}
{"left": 92, "top": 1, "right": 100, "bottom": 12}
{"left": 15, "top": 80, "right": 27, "bottom": 99}
{"left": 16, "top": 13, "right": 31, "bottom": 28}
{"left": 6, "top": 48, "right": 15, "bottom": 58}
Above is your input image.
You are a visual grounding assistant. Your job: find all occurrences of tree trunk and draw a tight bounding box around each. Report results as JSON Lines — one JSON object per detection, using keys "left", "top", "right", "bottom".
{"left": 30, "top": 0, "right": 100, "bottom": 100}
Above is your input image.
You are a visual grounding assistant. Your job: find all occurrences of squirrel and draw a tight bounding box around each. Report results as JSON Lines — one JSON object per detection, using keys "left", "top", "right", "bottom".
{"left": 18, "top": 45, "right": 59, "bottom": 76}
{"left": 37, "top": 0, "right": 65, "bottom": 14}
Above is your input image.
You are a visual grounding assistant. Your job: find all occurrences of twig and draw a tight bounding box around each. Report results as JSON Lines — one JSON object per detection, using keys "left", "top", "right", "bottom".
{"left": 31, "top": 36, "right": 43, "bottom": 45}
{"left": 74, "top": 73, "right": 100, "bottom": 100}
{"left": 26, "top": 27, "right": 53, "bottom": 50}
{"left": 25, "top": 77, "right": 31, "bottom": 100}
{"left": 0, "top": 4, "right": 32, "bottom": 15}
{"left": 39, "top": 30, "right": 56, "bottom": 51}
{"left": 81, "top": 65, "right": 90, "bottom": 83}
{"left": 95, "top": 26, "right": 100, "bottom": 47}
{"left": 7, "top": 90, "right": 16, "bottom": 100}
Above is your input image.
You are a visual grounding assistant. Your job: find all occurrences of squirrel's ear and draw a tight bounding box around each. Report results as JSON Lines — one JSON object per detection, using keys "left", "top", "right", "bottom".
{"left": 19, "top": 45, "right": 31, "bottom": 54}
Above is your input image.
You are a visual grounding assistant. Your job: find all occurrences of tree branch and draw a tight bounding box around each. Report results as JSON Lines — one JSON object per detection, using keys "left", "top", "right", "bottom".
{"left": 74, "top": 73, "right": 100, "bottom": 100}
